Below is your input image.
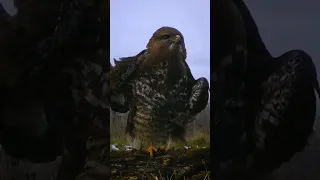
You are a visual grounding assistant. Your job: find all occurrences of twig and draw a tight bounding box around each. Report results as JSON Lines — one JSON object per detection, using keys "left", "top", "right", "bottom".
{"left": 145, "top": 158, "right": 150, "bottom": 168}
{"left": 140, "top": 172, "right": 145, "bottom": 180}
{"left": 158, "top": 170, "right": 163, "bottom": 180}
{"left": 203, "top": 173, "right": 210, "bottom": 180}
{"left": 202, "top": 159, "right": 208, "bottom": 172}
{"left": 150, "top": 173, "right": 158, "bottom": 180}
{"left": 168, "top": 170, "right": 175, "bottom": 180}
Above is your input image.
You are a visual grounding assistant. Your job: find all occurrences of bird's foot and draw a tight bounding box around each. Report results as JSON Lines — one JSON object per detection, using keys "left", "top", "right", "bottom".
{"left": 145, "top": 145, "right": 157, "bottom": 157}
{"left": 157, "top": 145, "right": 169, "bottom": 154}
{"left": 158, "top": 145, "right": 168, "bottom": 151}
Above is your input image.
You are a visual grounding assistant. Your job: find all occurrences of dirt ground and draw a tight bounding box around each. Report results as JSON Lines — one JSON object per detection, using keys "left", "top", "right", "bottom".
{"left": 110, "top": 147, "right": 210, "bottom": 180}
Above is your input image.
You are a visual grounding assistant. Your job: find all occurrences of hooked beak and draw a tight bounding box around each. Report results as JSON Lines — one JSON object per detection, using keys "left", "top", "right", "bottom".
{"left": 174, "top": 35, "right": 182, "bottom": 43}
{"left": 169, "top": 35, "right": 183, "bottom": 51}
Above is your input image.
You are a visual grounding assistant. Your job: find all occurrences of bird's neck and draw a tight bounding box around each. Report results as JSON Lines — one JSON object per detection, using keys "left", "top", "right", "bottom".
{"left": 141, "top": 52, "right": 187, "bottom": 83}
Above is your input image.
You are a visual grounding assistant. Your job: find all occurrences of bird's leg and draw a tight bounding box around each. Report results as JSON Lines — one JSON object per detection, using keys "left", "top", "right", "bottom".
{"left": 159, "top": 145, "right": 169, "bottom": 151}
{"left": 188, "top": 77, "right": 209, "bottom": 116}
{"left": 146, "top": 141, "right": 170, "bottom": 157}
{"left": 135, "top": 139, "right": 157, "bottom": 157}
{"left": 155, "top": 138, "right": 173, "bottom": 155}
{"left": 145, "top": 144, "right": 157, "bottom": 158}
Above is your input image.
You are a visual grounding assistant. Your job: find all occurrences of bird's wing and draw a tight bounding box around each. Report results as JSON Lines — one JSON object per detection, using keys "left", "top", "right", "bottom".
{"left": 253, "top": 50, "right": 317, "bottom": 172}
{"left": 181, "top": 60, "right": 209, "bottom": 116}
{"left": 110, "top": 49, "right": 147, "bottom": 93}
{"left": 110, "top": 50, "right": 147, "bottom": 113}
{"left": 188, "top": 77, "right": 209, "bottom": 116}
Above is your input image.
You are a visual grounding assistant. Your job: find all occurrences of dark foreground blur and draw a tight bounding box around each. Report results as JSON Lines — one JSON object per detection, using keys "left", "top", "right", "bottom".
{"left": 1, "top": 108, "right": 320, "bottom": 179}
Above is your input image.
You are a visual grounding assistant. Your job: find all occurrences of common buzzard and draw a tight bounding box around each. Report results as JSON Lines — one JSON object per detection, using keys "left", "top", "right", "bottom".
{"left": 110, "top": 27, "right": 209, "bottom": 156}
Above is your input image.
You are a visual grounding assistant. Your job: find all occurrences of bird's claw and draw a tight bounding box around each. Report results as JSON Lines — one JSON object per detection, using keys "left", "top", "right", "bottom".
{"left": 146, "top": 145, "right": 157, "bottom": 157}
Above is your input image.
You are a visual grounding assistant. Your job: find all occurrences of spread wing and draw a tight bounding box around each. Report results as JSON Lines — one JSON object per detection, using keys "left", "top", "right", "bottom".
{"left": 183, "top": 60, "right": 209, "bottom": 116}
{"left": 110, "top": 49, "right": 147, "bottom": 92}
{"left": 111, "top": 51, "right": 209, "bottom": 143}
{"left": 252, "top": 50, "right": 319, "bottom": 172}
{"left": 110, "top": 50, "right": 147, "bottom": 113}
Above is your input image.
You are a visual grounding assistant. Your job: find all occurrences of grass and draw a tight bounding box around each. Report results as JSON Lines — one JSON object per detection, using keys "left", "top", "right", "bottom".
{"left": 110, "top": 132, "right": 210, "bottom": 150}
{"left": 186, "top": 132, "right": 210, "bottom": 148}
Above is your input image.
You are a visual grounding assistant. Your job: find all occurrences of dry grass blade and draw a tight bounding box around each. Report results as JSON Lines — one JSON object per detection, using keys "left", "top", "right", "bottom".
{"left": 203, "top": 173, "right": 209, "bottom": 180}
{"left": 150, "top": 173, "right": 158, "bottom": 180}
{"left": 158, "top": 170, "right": 163, "bottom": 180}
{"left": 202, "top": 159, "right": 208, "bottom": 172}
{"left": 168, "top": 170, "right": 175, "bottom": 180}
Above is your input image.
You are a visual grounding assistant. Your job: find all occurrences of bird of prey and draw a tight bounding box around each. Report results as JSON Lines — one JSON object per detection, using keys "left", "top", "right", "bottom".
{"left": 110, "top": 26, "right": 209, "bottom": 156}
{"left": 213, "top": 0, "right": 320, "bottom": 176}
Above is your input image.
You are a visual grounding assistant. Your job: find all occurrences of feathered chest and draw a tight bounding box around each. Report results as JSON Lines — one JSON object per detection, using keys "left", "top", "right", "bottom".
{"left": 130, "top": 60, "right": 189, "bottom": 111}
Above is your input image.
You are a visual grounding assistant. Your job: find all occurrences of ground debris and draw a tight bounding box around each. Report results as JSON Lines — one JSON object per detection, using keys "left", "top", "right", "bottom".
{"left": 110, "top": 147, "right": 210, "bottom": 180}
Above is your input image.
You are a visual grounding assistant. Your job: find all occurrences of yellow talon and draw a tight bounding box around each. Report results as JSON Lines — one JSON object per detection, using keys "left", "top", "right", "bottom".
{"left": 158, "top": 145, "right": 168, "bottom": 151}
{"left": 146, "top": 144, "right": 157, "bottom": 157}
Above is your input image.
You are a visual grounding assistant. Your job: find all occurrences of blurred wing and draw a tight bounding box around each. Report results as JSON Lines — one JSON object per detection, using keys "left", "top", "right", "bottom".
{"left": 253, "top": 50, "right": 317, "bottom": 172}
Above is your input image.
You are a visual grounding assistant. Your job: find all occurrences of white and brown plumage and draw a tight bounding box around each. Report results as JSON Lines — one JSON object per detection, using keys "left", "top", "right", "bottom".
{"left": 213, "top": 0, "right": 320, "bottom": 176}
{"left": 110, "top": 27, "right": 209, "bottom": 156}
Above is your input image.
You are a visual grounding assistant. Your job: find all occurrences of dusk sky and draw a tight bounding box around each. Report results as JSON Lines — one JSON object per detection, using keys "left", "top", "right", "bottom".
{"left": 110, "top": 0, "right": 211, "bottom": 82}
{"left": 246, "top": 0, "right": 320, "bottom": 75}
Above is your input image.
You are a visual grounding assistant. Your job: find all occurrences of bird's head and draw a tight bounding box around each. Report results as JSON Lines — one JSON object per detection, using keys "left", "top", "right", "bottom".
{"left": 146, "top": 26, "right": 187, "bottom": 62}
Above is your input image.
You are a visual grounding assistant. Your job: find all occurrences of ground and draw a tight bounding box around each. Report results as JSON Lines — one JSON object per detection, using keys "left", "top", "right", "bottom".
{"left": 110, "top": 134, "right": 210, "bottom": 180}
{"left": 110, "top": 147, "right": 210, "bottom": 180}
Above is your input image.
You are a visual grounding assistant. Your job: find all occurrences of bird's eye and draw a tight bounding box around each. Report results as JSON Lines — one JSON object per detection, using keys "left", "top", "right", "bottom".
{"left": 161, "top": 34, "right": 170, "bottom": 40}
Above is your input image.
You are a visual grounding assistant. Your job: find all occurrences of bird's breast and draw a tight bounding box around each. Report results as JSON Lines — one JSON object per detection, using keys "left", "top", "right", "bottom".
{"left": 131, "top": 72, "right": 189, "bottom": 115}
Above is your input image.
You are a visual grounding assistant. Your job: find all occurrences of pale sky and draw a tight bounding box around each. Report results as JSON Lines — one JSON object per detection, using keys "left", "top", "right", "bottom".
{"left": 110, "top": 0, "right": 211, "bottom": 82}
